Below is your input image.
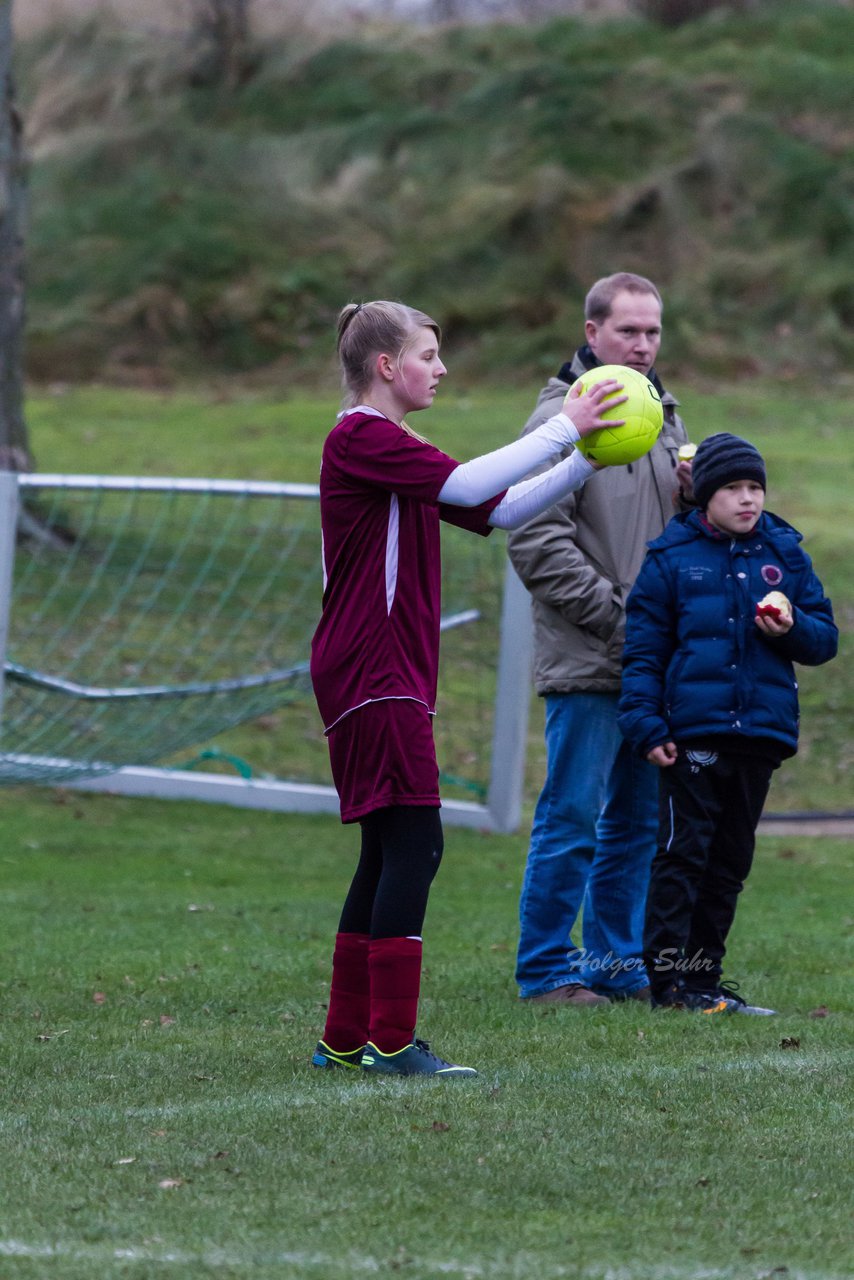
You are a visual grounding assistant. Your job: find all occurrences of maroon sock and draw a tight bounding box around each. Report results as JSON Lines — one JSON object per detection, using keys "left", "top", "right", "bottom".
{"left": 321, "top": 931, "right": 370, "bottom": 1053}
{"left": 368, "top": 936, "right": 422, "bottom": 1054}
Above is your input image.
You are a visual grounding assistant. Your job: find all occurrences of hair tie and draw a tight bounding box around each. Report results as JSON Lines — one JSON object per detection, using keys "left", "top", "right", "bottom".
{"left": 339, "top": 302, "right": 365, "bottom": 340}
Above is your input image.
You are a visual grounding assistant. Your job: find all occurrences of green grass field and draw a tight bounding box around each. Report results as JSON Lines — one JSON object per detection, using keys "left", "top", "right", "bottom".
{"left": 0, "top": 788, "right": 851, "bottom": 1279}
{"left": 1, "top": 378, "right": 849, "bottom": 1276}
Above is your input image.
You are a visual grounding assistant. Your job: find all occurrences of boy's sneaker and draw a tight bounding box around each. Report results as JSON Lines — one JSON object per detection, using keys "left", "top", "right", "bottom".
{"left": 699, "top": 981, "right": 777, "bottom": 1016}
{"left": 680, "top": 989, "right": 741, "bottom": 1014}
{"left": 650, "top": 982, "right": 688, "bottom": 1010}
{"left": 361, "top": 1038, "right": 477, "bottom": 1078}
{"left": 311, "top": 1040, "right": 364, "bottom": 1070}
{"left": 651, "top": 983, "right": 739, "bottom": 1014}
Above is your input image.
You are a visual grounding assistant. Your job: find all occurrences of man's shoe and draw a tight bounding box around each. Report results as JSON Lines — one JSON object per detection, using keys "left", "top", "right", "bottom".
{"left": 608, "top": 984, "right": 652, "bottom": 1003}
{"left": 361, "top": 1038, "right": 477, "bottom": 1077}
{"left": 524, "top": 983, "right": 609, "bottom": 1007}
{"left": 311, "top": 1040, "right": 364, "bottom": 1069}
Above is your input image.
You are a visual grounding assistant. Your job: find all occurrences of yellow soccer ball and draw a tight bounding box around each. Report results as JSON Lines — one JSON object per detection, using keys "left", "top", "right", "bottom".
{"left": 573, "top": 364, "right": 664, "bottom": 466}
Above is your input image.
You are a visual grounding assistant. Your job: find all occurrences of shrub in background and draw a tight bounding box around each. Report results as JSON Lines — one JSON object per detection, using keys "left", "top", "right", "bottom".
{"left": 16, "top": 2, "right": 854, "bottom": 385}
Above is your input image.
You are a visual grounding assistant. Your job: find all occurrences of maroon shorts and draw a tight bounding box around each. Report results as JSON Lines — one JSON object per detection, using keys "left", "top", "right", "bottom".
{"left": 326, "top": 699, "right": 441, "bottom": 824}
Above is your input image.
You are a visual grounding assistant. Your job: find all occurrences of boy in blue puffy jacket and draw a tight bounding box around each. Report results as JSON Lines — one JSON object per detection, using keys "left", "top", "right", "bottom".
{"left": 618, "top": 433, "right": 837, "bottom": 1013}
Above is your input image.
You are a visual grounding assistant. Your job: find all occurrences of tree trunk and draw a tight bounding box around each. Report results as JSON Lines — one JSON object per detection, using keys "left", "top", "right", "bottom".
{"left": 189, "top": 0, "right": 254, "bottom": 92}
{"left": 0, "top": 0, "right": 29, "bottom": 472}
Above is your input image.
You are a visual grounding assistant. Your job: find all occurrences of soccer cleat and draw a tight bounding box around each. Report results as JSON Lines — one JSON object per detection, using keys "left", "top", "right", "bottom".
{"left": 311, "top": 1040, "right": 364, "bottom": 1070}
{"left": 361, "top": 1038, "right": 477, "bottom": 1078}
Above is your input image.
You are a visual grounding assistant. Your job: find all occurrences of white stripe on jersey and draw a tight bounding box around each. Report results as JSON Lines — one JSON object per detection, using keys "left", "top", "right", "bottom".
{"left": 319, "top": 457, "right": 328, "bottom": 591}
{"left": 386, "top": 493, "right": 399, "bottom": 614}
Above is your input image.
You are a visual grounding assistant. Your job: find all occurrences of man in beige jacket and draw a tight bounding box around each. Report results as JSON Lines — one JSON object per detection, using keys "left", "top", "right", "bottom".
{"left": 508, "top": 272, "right": 692, "bottom": 1005}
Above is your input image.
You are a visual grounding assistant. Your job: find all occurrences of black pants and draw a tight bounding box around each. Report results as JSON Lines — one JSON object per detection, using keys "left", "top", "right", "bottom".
{"left": 643, "top": 749, "right": 775, "bottom": 996}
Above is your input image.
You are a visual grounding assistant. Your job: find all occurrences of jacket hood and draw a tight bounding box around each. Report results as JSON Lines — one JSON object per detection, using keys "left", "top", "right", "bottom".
{"left": 648, "top": 509, "right": 804, "bottom": 558}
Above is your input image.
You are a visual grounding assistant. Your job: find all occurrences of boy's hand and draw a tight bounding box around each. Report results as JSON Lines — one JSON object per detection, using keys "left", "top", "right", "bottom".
{"left": 562, "top": 378, "right": 627, "bottom": 441}
{"left": 755, "top": 612, "right": 793, "bottom": 636}
{"left": 647, "top": 741, "right": 678, "bottom": 767}
{"left": 756, "top": 591, "right": 793, "bottom": 635}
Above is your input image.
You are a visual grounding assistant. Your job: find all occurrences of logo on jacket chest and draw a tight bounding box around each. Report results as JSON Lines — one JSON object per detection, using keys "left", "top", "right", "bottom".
{"left": 760, "top": 564, "right": 784, "bottom": 588}
{"left": 681, "top": 565, "right": 714, "bottom": 584}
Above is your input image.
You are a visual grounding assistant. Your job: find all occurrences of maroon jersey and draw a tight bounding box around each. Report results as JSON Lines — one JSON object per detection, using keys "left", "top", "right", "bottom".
{"left": 310, "top": 408, "right": 499, "bottom": 733}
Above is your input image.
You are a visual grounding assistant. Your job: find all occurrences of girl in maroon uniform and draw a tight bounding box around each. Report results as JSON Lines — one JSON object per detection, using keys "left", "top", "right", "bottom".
{"left": 311, "top": 300, "right": 622, "bottom": 1076}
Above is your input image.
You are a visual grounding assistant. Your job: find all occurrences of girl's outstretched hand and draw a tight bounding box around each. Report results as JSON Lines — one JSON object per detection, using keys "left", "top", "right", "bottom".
{"left": 562, "top": 378, "right": 627, "bottom": 438}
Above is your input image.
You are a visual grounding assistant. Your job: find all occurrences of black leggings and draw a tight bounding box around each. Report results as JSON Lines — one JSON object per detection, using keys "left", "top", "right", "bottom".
{"left": 338, "top": 806, "right": 444, "bottom": 939}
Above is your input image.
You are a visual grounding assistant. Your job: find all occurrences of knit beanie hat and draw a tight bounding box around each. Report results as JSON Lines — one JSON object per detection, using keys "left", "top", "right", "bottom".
{"left": 691, "top": 433, "right": 766, "bottom": 509}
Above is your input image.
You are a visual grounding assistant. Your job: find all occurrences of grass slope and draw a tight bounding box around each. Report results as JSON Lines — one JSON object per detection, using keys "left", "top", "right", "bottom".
{"left": 16, "top": 0, "right": 854, "bottom": 383}
{"left": 0, "top": 789, "right": 851, "bottom": 1279}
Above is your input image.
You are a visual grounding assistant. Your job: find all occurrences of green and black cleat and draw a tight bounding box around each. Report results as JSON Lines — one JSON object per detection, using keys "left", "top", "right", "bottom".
{"left": 361, "top": 1038, "right": 477, "bottom": 1078}
{"left": 311, "top": 1040, "right": 364, "bottom": 1070}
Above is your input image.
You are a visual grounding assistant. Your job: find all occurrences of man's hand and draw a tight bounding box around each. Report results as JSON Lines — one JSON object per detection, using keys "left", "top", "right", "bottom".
{"left": 675, "top": 458, "right": 694, "bottom": 502}
{"left": 647, "top": 741, "right": 678, "bottom": 767}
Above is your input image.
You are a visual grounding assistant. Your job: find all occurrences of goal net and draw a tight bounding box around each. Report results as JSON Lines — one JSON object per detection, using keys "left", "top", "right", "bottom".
{"left": 1, "top": 474, "right": 532, "bottom": 830}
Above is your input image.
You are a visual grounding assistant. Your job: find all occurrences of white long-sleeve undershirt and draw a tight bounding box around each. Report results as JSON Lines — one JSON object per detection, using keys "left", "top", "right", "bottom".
{"left": 437, "top": 411, "right": 580, "bottom": 507}
{"left": 487, "top": 450, "right": 595, "bottom": 530}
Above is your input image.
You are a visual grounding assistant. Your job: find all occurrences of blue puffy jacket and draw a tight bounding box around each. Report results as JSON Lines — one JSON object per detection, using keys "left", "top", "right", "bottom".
{"left": 618, "top": 509, "right": 838, "bottom": 759}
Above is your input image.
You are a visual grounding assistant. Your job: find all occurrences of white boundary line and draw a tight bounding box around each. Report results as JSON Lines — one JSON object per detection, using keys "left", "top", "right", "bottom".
{"left": 0, "top": 1241, "right": 848, "bottom": 1280}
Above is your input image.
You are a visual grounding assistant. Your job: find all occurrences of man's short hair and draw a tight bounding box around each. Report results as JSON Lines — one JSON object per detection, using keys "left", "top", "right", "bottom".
{"left": 584, "top": 272, "right": 662, "bottom": 323}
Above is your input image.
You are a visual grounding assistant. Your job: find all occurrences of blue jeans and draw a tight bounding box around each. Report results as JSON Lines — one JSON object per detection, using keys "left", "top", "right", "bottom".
{"left": 516, "top": 692, "right": 658, "bottom": 999}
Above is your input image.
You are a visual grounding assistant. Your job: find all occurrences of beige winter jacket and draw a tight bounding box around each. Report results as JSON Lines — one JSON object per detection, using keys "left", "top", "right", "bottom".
{"left": 506, "top": 361, "right": 688, "bottom": 695}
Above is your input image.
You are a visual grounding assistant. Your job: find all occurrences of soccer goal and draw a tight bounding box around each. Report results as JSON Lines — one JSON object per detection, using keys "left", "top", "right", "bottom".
{"left": 0, "top": 472, "right": 533, "bottom": 832}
